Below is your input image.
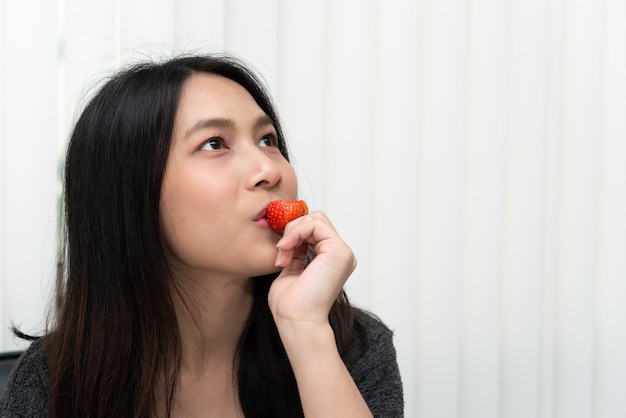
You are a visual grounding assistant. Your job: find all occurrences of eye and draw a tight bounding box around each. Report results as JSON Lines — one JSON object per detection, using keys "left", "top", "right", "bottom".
{"left": 259, "top": 134, "right": 277, "bottom": 148}
{"left": 200, "top": 137, "right": 226, "bottom": 151}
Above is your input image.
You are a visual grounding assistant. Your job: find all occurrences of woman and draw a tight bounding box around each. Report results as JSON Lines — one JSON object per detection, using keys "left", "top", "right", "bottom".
{"left": 0, "top": 54, "right": 403, "bottom": 417}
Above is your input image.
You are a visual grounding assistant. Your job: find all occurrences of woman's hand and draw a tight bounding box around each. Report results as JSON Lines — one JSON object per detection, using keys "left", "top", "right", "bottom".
{"left": 267, "top": 211, "right": 373, "bottom": 418}
{"left": 268, "top": 210, "right": 356, "bottom": 331}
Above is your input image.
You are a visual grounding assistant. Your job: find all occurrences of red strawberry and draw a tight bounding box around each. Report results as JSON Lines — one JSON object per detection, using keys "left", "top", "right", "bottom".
{"left": 265, "top": 200, "right": 309, "bottom": 233}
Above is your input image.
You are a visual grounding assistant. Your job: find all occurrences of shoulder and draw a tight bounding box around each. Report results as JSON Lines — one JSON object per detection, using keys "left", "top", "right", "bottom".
{"left": 354, "top": 308, "right": 394, "bottom": 341}
{"left": 344, "top": 308, "right": 404, "bottom": 417}
{"left": 6, "top": 338, "right": 48, "bottom": 385}
{"left": 345, "top": 308, "right": 396, "bottom": 362}
{"left": 0, "top": 338, "right": 49, "bottom": 417}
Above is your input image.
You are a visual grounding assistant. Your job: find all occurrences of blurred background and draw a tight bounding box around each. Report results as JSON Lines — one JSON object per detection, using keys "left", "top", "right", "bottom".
{"left": 1, "top": 0, "right": 625, "bottom": 417}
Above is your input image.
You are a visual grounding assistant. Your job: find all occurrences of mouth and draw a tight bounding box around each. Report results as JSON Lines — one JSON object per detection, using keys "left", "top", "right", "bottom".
{"left": 254, "top": 207, "right": 270, "bottom": 226}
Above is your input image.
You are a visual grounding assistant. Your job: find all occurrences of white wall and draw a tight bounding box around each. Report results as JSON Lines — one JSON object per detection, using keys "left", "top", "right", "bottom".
{"left": 2, "top": 1, "right": 626, "bottom": 417}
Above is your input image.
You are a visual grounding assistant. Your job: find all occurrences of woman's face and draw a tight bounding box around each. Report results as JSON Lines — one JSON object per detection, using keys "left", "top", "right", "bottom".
{"left": 160, "top": 73, "right": 297, "bottom": 280}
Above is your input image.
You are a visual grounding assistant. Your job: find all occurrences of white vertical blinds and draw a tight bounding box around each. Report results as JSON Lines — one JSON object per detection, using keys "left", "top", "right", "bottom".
{"left": 1, "top": 0, "right": 60, "bottom": 354}
{"left": 2, "top": 1, "right": 625, "bottom": 417}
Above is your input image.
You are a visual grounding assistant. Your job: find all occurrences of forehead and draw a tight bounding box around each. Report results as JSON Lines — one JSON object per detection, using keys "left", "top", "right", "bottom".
{"left": 177, "top": 73, "right": 257, "bottom": 114}
{"left": 176, "top": 74, "right": 269, "bottom": 131}
{"left": 172, "top": 73, "right": 269, "bottom": 138}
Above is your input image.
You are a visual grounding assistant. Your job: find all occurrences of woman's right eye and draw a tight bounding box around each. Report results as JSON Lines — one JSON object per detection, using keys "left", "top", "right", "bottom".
{"left": 200, "top": 138, "right": 225, "bottom": 151}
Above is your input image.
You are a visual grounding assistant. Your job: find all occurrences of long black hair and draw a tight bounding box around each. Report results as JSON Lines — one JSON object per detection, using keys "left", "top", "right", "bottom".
{"left": 46, "top": 54, "right": 363, "bottom": 417}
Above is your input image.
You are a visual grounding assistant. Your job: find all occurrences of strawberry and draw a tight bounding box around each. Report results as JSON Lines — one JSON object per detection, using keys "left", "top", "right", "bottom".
{"left": 265, "top": 200, "right": 309, "bottom": 233}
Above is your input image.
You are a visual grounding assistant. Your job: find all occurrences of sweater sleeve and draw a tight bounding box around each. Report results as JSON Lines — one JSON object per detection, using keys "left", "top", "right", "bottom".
{"left": 0, "top": 339, "right": 49, "bottom": 417}
{"left": 344, "top": 309, "right": 404, "bottom": 418}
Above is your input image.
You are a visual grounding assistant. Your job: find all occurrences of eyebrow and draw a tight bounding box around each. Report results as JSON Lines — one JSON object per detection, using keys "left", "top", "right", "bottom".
{"left": 184, "top": 114, "right": 275, "bottom": 140}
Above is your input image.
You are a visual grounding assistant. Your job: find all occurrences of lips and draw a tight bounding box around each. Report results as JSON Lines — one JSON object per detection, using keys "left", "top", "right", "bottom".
{"left": 255, "top": 200, "right": 279, "bottom": 221}
{"left": 254, "top": 203, "right": 274, "bottom": 226}
{"left": 254, "top": 209, "right": 267, "bottom": 222}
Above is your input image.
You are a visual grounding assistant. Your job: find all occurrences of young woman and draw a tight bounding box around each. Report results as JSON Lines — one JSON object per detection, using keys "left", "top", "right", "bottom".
{"left": 0, "top": 55, "right": 403, "bottom": 417}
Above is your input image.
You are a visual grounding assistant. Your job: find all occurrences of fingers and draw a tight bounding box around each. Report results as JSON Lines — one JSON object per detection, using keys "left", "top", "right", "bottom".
{"left": 275, "top": 241, "right": 309, "bottom": 269}
{"left": 274, "top": 211, "right": 336, "bottom": 267}
{"left": 268, "top": 210, "right": 357, "bottom": 328}
{"left": 277, "top": 210, "right": 334, "bottom": 244}
{"left": 274, "top": 210, "right": 357, "bottom": 280}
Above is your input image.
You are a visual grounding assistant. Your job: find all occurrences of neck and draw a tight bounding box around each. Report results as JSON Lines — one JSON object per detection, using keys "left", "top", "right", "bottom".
{"left": 171, "top": 275, "right": 254, "bottom": 377}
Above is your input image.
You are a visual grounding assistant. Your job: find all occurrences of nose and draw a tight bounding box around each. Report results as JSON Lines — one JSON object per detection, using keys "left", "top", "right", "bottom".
{"left": 245, "top": 147, "right": 282, "bottom": 190}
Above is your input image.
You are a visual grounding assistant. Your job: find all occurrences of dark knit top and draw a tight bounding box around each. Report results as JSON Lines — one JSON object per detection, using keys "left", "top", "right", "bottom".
{"left": 0, "top": 309, "right": 403, "bottom": 417}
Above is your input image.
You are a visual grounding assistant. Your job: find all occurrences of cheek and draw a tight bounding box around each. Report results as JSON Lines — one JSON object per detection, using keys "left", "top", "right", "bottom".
{"left": 159, "top": 166, "right": 237, "bottom": 261}
{"left": 282, "top": 163, "right": 299, "bottom": 198}
{"left": 160, "top": 170, "right": 208, "bottom": 252}
{"left": 160, "top": 179, "right": 221, "bottom": 239}
{"left": 159, "top": 188, "right": 185, "bottom": 258}
{"left": 159, "top": 188, "right": 219, "bottom": 268}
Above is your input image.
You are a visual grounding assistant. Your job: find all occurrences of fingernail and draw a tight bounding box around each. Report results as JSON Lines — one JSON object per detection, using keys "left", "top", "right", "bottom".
{"left": 275, "top": 249, "right": 284, "bottom": 267}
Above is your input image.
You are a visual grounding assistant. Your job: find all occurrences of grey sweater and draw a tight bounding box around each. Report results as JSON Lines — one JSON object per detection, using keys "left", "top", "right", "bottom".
{"left": 0, "top": 309, "right": 404, "bottom": 417}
